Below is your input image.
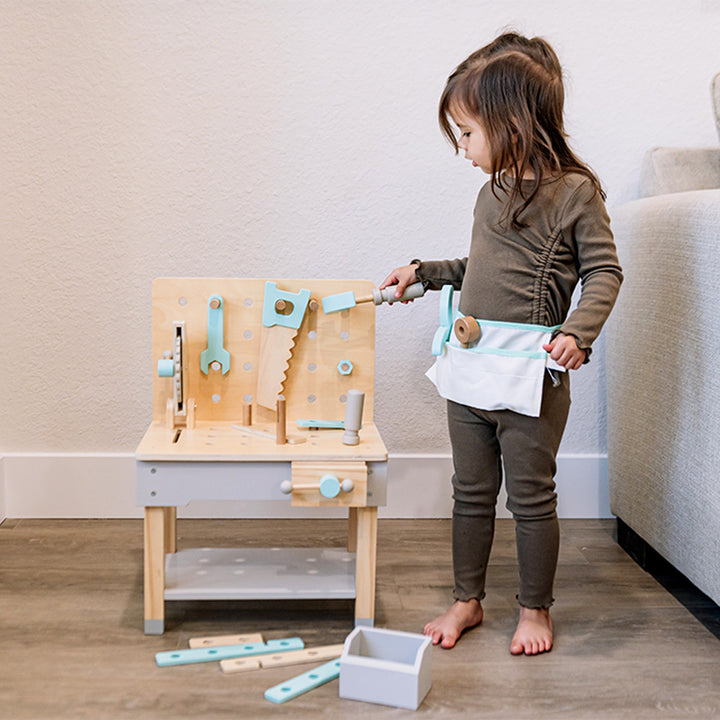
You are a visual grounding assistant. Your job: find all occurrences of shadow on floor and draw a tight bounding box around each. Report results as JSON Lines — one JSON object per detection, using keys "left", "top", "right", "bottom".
{"left": 616, "top": 518, "right": 720, "bottom": 640}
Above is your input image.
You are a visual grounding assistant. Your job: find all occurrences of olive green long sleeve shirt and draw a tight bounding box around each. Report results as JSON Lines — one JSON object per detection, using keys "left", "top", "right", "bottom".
{"left": 413, "top": 173, "right": 623, "bottom": 357}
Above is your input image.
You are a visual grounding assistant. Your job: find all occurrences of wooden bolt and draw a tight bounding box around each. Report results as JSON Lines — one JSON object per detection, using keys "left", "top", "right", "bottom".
{"left": 454, "top": 316, "right": 481, "bottom": 346}
{"left": 210, "top": 298, "right": 221, "bottom": 310}
{"left": 308, "top": 298, "right": 320, "bottom": 312}
{"left": 342, "top": 389, "right": 365, "bottom": 446}
{"left": 275, "top": 299, "right": 287, "bottom": 313}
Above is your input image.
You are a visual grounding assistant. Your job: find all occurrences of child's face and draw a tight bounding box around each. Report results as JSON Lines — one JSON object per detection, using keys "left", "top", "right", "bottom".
{"left": 451, "top": 107, "right": 492, "bottom": 174}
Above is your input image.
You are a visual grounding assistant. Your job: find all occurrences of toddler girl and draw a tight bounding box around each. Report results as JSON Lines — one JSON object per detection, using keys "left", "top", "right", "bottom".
{"left": 380, "top": 33, "right": 623, "bottom": 655}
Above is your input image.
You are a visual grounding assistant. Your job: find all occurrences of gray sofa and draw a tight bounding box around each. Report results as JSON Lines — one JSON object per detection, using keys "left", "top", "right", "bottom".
{"left": 607, "top": 73, "right": 720, "bottom": 605}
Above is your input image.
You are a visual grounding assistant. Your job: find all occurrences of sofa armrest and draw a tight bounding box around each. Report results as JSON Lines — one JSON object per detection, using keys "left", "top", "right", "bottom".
{"left": 607, "top": 188, "right": 720, "bottom": 606}
{"left": 640, "top": 146, "right": 720, "bottom": 197}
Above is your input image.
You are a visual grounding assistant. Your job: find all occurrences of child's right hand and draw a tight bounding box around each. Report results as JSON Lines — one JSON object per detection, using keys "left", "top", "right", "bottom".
{"left": 379, "top": 263, "right": 420, "bottom": 299}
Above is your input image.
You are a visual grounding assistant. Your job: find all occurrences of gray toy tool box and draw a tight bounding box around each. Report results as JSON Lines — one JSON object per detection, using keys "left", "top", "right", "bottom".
{"left": 339, "top": 626, "right": 432, "bottom": 710}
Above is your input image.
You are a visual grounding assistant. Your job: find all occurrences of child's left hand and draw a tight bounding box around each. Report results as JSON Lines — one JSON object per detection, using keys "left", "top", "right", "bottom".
{"left": 543, "top": 333, "right": 586, "bottom": 370}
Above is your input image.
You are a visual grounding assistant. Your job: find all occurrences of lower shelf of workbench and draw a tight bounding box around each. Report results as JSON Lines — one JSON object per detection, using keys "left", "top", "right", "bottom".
{"left": 164, "top": 547, "right": 357, "bottom": 601}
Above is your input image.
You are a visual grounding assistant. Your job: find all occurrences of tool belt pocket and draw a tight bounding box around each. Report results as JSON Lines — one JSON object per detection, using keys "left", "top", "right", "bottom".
{"left": 426, "top": 314, "right": 563, "bottom": 417}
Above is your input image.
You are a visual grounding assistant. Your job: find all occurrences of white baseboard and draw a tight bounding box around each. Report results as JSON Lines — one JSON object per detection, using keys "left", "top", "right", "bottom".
{"left": 0, "top": 452, "right": 610, "bottom": 520}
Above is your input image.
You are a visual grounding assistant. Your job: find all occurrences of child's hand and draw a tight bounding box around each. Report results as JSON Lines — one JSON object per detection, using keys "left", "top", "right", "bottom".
{"left": 379, "top": 263, "right": 420, "bottom": 299}
{"left": 543, "top": 333, "right": 586, "bottom": 370}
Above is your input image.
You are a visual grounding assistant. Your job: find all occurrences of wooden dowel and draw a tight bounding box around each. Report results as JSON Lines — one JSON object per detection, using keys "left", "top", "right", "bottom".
{"left": 276, "top": 396, "right": 287, "bottom": 445}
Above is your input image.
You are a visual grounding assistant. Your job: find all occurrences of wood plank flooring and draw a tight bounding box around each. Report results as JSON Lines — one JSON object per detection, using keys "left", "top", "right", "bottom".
{"left": 1, "top": 518, "right": 719, "bottom": 719}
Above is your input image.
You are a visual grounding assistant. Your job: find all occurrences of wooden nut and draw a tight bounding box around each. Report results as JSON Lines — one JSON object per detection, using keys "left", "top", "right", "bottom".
{"left": 454, "top": 316, "right": 481, "bottom": 345}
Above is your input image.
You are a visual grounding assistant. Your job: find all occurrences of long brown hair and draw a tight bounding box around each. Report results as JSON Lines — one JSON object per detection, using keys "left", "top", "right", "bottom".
{"left": 439, "top": 34, "right": 604, "bottom": 227}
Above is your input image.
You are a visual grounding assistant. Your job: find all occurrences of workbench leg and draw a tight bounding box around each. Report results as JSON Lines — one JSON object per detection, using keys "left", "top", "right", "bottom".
{"left": 144, "top": 507, "right": 166, "bottom": 635}
{"left": 164, "top": 506, "right": 177, "bottom": 554}
{"left": 354, "top": 506, "right": 377, "bottom": 627}
{"left": 347, "top": 507, "right": 358, "bottom": 553}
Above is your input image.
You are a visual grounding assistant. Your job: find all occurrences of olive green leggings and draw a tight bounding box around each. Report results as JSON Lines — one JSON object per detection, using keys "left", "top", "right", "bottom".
{"left": 447, "top": 372, "right": 571, "bottom": 609}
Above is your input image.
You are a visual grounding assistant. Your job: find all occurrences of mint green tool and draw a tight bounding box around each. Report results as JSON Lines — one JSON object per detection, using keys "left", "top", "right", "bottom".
{"left": 262, "top": 282, "right": 311, "bottom": 329}
{"left": 321, "top": 282, "right": 425, "bottom": 314}
{"left": 156, "top": 637, "right": 304, "bottom": 667}
{"left": 432, "top": 285, "right": 454, "bottom": 356}
{"left": 264, "top": 658, "right": 341, "bottom": 704}
{"left": 296, "top": 419, "right": 346, "bottom": 429}
{"left": 200, "top": 294, "right": 231, "bottom": 374}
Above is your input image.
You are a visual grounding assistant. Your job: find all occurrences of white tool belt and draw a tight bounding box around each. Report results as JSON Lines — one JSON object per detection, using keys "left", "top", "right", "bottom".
{"left": 426, "top": 313, "right": 566, "bottom": 418}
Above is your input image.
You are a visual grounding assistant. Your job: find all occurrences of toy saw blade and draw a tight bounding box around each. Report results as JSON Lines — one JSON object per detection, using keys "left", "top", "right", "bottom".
{"left": 256, "top": 325, "right": 298, "bottom": 410}
{"left": 255, "top": 282, "right": 312, "bottom": 410}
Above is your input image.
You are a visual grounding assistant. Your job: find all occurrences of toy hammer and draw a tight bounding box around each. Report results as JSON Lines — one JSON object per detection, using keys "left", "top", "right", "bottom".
{"left": 322, "top": 282, "right": 425, "bottom": 314}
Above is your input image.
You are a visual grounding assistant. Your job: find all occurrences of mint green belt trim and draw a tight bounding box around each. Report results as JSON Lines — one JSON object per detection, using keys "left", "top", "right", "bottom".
{"left": 455, "top": 311, "right": 562, "bottom": 334}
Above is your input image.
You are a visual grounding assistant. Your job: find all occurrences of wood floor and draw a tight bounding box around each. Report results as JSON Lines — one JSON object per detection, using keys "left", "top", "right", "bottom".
{"left": 1, "top": 518, "right": 719, "bottom": 719}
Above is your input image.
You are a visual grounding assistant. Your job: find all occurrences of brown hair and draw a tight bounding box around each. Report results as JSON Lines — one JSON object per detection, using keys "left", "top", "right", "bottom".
{"left": 439, "top": 33, "right": 604, "bottom": 227}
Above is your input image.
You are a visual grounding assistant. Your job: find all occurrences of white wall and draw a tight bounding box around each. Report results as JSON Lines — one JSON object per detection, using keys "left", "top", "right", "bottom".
{"left": 1, "top": 1, "right": 719, "bottom": 515}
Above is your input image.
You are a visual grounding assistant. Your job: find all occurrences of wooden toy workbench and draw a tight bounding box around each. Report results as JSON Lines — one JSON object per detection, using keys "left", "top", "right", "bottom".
{"left": 136, "top": 278, "right": 388, "bottom": 634}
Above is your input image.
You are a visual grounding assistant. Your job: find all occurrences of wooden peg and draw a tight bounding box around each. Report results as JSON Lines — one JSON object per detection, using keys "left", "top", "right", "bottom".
{"left": 186, "top": 397, "right": 196, "bottom": 429}
{"left": 454, "top": 316, "right": 481, "bottom": 346}
{"left": 276, "top": 396, "right": 287, "bottom": 445}
{"left": 242, "top": 402, "right": 253, "bottom": 427}
{"left": 209, "top": 297, "right": 221, "bottom": 310}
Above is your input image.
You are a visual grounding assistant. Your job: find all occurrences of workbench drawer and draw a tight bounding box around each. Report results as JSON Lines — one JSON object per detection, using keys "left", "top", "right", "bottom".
{"left": 288, "top": 462, "right": 368, "bottom": 507}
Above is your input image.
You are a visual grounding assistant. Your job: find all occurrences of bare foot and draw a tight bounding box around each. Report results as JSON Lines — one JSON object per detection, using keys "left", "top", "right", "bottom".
{"left": 423, "top": 599, "right": 484, "bottom": 649}
{"left": 510, "top": 606, "right": 553, "bottom": 656}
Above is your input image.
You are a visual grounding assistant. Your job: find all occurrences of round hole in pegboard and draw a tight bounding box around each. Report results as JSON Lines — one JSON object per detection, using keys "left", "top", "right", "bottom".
{"left": 244, "top": 298, "right": 253, "bottom": 307}
{"left": 307, "top": 394, "right": 317, "bottom": 404}
{"left": 308, "top": 330, "right": 318, "bottom": 340}
{"left": 178, "top": 297, "right": 188, "bottom": 306}
{"left": 340, "top": 331, "right": 350, "bottom": 341}
{"left": 212, "top": 394, "right": 221, "bottom": 403}
{"left": 339, "top": 394, "right": 347, "bottom": 403}
{"left": 244, "top": 330, "right": 253, "bottom": 340}
{"left": 243, "top": 394, "right": 253, "bottom": 403}
{"left": 308, "top": 363, "right": 317, "bottom": 372}
{"left": 244, "top": 362, "right": 252, "bottom": 371}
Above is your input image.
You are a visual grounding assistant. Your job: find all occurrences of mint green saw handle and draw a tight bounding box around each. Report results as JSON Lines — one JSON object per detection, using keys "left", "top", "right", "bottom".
{"left": 200, "top": 294, "right": 231, "bottom": 375}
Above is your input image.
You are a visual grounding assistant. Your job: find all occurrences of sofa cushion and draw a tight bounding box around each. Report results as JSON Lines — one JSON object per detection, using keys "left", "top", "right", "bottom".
{"left": 713, "top": 71, "right": 720, "bottom": 141}
{"left": 640, "top": 146, "right": 720, "bottom": 197}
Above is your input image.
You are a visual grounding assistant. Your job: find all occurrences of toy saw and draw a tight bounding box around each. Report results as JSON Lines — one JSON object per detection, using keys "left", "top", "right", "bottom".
{"left": 256, "top": 282, "right": 311, "bottom": 410}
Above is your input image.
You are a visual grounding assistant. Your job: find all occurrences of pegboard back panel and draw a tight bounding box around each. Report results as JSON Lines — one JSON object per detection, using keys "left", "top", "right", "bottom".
{"left": 151, "top": 278, "right": 376, "bottom": 424}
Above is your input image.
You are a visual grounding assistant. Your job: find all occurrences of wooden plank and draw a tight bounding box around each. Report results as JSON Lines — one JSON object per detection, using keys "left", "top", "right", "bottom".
{"left": 264, "top": 659, "right": 341, "bottom": 704}
{"left": 354, "top": 507, "right": 378, "bottom": 624}
{"left": 150, "top": 278, "right": 377, "bottom": 425}
{"left": 347, "top": 507, "right": 358, "bottom": 553}
{"left": 156, "top": 637, "right": 304, "bottom": 667}
{"left": 163, "top": 507, "right": 177, "bottom": 554}
{"left": 189, "top": 632, "right": 263, "bottom": 649}
{"left": 136, "top": 420, "right": 387, "bottom": 462}
{"left": 220, "top": 644, "right": 344, "bottom": 674}
{"left": 143, "top": 507, "right": 166, "bottom": 631}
